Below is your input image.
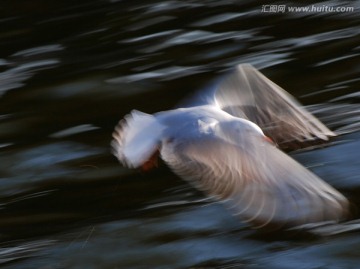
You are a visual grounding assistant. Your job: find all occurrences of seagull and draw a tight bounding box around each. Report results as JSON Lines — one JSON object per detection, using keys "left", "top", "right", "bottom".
{"left": 111, "top": 64, "right": 348, "bottom": 229}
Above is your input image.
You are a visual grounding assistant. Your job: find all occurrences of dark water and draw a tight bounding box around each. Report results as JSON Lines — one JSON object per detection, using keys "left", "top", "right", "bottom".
{"left": 0, "top": 0, "right": 359, "bottom": 268}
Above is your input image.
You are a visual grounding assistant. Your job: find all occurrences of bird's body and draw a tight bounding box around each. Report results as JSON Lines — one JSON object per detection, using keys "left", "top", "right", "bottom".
{"left": 112, "top": 64, "right": 348, "bottom": 229}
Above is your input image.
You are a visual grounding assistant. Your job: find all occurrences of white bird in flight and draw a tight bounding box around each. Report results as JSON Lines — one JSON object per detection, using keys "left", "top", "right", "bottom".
{"left": 112, "top": 64, "right": 348, "bottom": 229}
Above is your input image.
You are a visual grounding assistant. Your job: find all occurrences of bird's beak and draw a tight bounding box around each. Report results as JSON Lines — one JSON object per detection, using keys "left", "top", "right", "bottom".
{"left": 141, "top": 151, "right": 159, "bottom": 172}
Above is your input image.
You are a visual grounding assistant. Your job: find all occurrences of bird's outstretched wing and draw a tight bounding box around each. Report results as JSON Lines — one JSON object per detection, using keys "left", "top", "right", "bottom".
{"left": 183, "top": 64, "right": 335, "bottom": 149}
{"left": 161, "top": 121, "right": 348, "bottom": 229}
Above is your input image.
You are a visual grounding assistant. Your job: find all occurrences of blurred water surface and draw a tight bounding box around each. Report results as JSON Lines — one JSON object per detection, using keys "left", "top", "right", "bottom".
{"left": 0, "top": 0, "right": 359, "bottom": 268}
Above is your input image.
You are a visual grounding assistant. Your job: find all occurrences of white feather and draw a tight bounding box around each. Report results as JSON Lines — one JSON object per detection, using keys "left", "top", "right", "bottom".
{"left": 112, "top": 110, "right": 164, "bottom": 168}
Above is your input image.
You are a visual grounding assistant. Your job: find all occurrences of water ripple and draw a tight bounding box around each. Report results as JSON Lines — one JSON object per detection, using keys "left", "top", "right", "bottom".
{"left": 12, "top": 44, "right": 64, "bottom": 57}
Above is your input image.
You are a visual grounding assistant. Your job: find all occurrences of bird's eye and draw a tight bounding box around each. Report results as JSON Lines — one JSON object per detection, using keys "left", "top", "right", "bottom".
{"left": 165, "top": 137, "right": 174, "bottom": 144}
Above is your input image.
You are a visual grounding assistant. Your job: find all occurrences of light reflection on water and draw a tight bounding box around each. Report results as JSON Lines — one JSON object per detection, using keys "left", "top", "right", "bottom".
{"left": 0, "top": 0, "right": 359, "bottom": 268}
